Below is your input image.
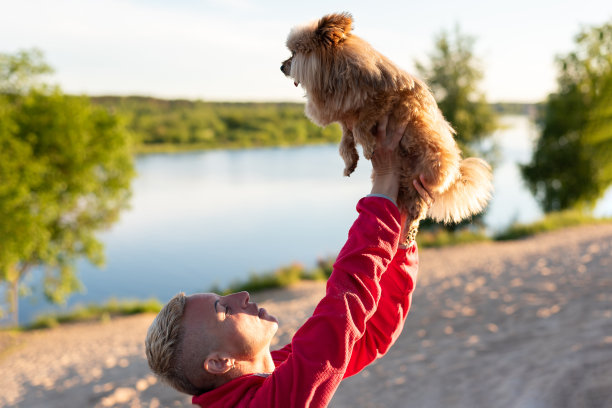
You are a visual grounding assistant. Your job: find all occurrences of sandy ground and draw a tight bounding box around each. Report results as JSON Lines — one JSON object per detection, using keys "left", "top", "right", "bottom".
{"left": 1, "top": 224, "right": 611, "bottom": 408}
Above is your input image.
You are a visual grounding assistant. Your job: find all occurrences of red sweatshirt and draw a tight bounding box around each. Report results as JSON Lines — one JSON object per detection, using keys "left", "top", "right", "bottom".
{"left": 192, "top": 196, "right": 418, "bottom": 408}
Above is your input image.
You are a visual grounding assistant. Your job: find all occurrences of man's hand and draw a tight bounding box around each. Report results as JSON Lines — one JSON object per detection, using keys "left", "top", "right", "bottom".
{"left": 397, "top": 176, "right": 435, "bottom": 241}
{"left": 413, "top": 174, "right": 434, "bottom": 207}
{"left": 370, "top": 116, "right": 407, "bottom": 203}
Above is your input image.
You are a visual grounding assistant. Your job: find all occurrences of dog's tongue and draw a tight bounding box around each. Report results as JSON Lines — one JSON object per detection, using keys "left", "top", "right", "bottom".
{"left": 294, "top": 82, "right": 298, "bottom": 87}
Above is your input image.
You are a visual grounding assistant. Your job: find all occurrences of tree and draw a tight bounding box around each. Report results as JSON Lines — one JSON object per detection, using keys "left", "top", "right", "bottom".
{"left": 0, "top": 50, "right": 135, "bottom": 325}
{"left": 0, "top": 48, "right": 51, "bottom": 94}
{"left": 521, "top": 22, "right": 612, "bottom": 212}
{"left": 415, "top": 27, "right": 498, "bottom": 230}
{"left": 415, "top": 26, "right": 498, "bottom": 155}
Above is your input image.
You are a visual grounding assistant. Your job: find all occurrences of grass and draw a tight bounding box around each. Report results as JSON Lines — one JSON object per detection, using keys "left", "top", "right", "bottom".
{"left": 208, "top": 227, "right": 493, "bottom": 295}
{"left": 417, "top": 228, "right": 491, "bottom": 248}
{"left": 24, "top": 298, "right": 162, "bottom": 330}
{"left": 210, "top": 229, "right": 491, "bottom": 294}
{"left": 212, "top": 210, "right": 612, "bottom": 294}
{"left": 494, "top": 209, "right": 612, "bottom": 241}
{"left": 212, "top": 259, "right": 335, "bottom": 295}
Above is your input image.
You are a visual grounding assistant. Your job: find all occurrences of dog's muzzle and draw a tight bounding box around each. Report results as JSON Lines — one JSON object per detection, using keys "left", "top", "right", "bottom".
{"left": 280, "top": 58, "right": 299, "bottom": 87}
{"left": 280, "top": 58, "right": 292, "bottom": 76}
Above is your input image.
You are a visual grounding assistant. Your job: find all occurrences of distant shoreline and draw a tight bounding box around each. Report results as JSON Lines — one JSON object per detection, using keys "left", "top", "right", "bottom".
{"left": 88, "top": 96, "right": 538, "bottom": 155}
{"left": 131, "top": 139, "right": 338, "bottom": 155}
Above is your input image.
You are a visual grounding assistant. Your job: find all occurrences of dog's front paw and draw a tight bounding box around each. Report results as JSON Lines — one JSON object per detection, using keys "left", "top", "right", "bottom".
{"left": 343, "top": 164, "right": 357, "bottom": 177}
{"left": 363, "top": 145, "right": 374, "bottom": 160}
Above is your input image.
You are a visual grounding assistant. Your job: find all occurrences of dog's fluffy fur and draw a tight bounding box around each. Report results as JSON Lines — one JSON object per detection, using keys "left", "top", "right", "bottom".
{"left": 281, "top": 12, "right": 493, "bottom": 239}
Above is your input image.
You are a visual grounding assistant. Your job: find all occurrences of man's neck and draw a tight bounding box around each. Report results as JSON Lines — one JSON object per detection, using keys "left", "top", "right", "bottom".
{"left": 240, "top": 348, "right": 275, "bottom": 375}
{"left": 215, "top": 348, "right": 276, "bottom": 388}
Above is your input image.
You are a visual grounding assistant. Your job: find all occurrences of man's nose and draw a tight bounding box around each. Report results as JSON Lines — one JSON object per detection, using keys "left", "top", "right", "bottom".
{"left": 232, "top": 291, "right": 250, "bottom": 306}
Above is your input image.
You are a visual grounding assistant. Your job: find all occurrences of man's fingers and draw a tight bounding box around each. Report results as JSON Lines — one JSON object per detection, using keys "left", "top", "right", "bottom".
{"left": 413, "top": 176, "right": 435, "bottom": 206}
{"left": 392, "top": 121, "right": 407, "bottom": 146}
{"left": 376, "top": 115, "right": 389, "bottom": 141}
{"left": 374, "top": 115, "right": 405, "bottom": 151}
{"left": 412, "top": 179, "right": 426, "bottom": 199}
{"left": 419, "top": 174, "right": 435, "bottom": 197}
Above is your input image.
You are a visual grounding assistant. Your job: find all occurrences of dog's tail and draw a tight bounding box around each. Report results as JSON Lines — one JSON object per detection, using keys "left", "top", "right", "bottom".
{"left": 428, "top": 158, "right": 493, "bottom": 224}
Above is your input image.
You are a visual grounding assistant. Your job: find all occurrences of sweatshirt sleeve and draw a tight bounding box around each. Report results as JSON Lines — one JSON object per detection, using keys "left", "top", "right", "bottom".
{"left": 270, "top": 244, "right": 418, "bottom": 379}
{"left": 249, "top": 196, "right": 401, "bottom": 407}
{"left": 342, "top": 243, "right": 418, "bottom": 378}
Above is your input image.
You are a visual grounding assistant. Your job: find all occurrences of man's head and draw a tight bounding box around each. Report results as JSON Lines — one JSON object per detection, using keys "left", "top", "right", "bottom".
{"left": 145, "top": 291, "right": 278, "bottom": 395}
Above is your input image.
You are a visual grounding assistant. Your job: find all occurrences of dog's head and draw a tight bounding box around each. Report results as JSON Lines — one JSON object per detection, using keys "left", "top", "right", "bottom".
{"left": 281, "top": 13, "right": 401, "bottom": 114}
{"left": 280, "top": 12, "right": 353, "bottom": 89}
{"left": 281, "top": 12, "right": 410, "bottom": 125}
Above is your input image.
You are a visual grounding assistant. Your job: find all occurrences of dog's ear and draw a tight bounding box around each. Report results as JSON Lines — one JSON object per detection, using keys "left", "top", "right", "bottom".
{"left": 316, "top": 12, "right": 353, "bottom": 48}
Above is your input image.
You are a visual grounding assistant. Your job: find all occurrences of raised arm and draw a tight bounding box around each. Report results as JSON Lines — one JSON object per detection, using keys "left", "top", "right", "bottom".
{"left": 247, "top": 117, "right": 405, "bottom": 407}
{"left": 341, "top": 243, "right": 417, "bottom": 378}
{"left": 272, "top": 243, "right": 418, "bottom": 380}
{"left": 253, "top": 117, "right": 428, "bottom": 407}
{"left": 342, "top": 175, "right": 433, "bottom": 377}
{"left": 257, "top": 196, "right": 401, "bottom": 407}
{"left": 270, "top": 116, "right": 434, "bottom": 385}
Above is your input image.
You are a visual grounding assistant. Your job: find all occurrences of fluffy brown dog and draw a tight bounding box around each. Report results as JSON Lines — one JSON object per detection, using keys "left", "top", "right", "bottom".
{"left": 281, "top": 12, "right": 493, "bottom": 242}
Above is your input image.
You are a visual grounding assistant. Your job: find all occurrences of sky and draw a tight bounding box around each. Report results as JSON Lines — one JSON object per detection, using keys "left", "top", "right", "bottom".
{"left": 1, "top": 0, "right": 611, "bottom": 103}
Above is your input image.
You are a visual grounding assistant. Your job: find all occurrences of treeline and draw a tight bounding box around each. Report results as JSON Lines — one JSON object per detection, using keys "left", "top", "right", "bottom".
{"left": 91, "top": 96, "right": 537, "bottom": 153}
{"left": 91, "top": 96, "right": 342, "bottom": 153}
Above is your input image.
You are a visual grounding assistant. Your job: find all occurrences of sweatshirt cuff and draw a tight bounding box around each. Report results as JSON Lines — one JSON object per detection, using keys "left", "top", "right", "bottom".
{"left": 366, "top": 193, "right": 397, "bottom": 207}
{"left": 398, "top": 241, "right": 416, "bottom": 249}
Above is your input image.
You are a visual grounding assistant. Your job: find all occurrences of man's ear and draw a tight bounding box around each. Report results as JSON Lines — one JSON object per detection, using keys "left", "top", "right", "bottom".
{"left": 203, "top": 353, "right": 235, "bottom": 375}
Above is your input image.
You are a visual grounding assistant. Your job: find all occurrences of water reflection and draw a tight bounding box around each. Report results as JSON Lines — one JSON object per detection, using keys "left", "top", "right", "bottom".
{"left": 483, "top": 116, "right": 543, "bottom": 232}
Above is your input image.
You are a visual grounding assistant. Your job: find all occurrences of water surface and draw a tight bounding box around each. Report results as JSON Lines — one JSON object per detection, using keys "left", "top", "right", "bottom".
{"left": 13, "top": 115, "right": 612, "bottom": 324}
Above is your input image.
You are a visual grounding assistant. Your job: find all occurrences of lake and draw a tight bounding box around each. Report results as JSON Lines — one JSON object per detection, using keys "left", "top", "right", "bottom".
{"left": 12, "top": 115, "right": 612, "bottom": 324}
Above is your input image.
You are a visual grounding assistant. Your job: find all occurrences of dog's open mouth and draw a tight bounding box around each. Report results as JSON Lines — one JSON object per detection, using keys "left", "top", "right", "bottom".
{"left": 294, "top": 81, "right": 299, "bottom": 87}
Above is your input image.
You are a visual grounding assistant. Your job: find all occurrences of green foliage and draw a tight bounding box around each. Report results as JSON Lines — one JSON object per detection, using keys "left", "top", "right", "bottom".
{"left": 416, "top": 228, "right": 491, "bottom": 247}
{"left": 219, "top": 263, "right": 306, "bottom": 295}
{"left": 522, "top": 21, "right": 612, "bottom": 212}
{"left": 415, "top": 26, "right": 498, "bottom": 232}
{"left": 210, "top": 206, "right": 612, "bottom": 295}
{"left": 494, "top": 210, "right": 612, "bottom": 241}
{"left": 0, "top": 50, "right": 135, "bottom": 325}
{"left": 0, "top": 48, "right": 52, "bottom": 94}
{"left": 26, "top": 298, "right": 162, "bottom": 330}
{"left": 213, "top": 258, "right": 335, "bottom": 295}
{"left": 91, "top": 97, "right": 342, "bottom": 152}
{"left": 415, "top": 26, "right": 498, "bottom": 155}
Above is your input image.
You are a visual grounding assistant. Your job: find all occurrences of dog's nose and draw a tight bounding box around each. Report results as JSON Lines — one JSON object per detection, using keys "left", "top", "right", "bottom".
{"left": 280, "top": 65, "right": 284, "bottom": 72}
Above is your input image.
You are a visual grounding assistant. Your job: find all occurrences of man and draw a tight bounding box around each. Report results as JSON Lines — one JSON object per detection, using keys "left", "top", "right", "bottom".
{"left": 145, "top": 116, "right": 433, "bottom": 407}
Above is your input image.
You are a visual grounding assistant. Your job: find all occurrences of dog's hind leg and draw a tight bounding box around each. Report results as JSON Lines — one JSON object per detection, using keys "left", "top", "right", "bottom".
{"left": 339, "top": 126, "right": 359, "bottom": 176}
{"left": 398, "top": 183, "right": 429, "bottom": 244}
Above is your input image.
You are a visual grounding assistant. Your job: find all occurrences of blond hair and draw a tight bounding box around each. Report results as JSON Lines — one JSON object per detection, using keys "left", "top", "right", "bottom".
{"left": 145, "top": 292, "right": 203, "bottom": 395}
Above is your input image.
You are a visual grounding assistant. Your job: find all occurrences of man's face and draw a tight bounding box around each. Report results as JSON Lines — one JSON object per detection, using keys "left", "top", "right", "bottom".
{"left": 182, "top": 291, "right": 278, "bottom": 360}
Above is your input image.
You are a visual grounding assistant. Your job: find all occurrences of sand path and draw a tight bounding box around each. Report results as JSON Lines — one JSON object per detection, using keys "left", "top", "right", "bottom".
{"left": 1, "top": 224, "right": 611, "bottom": 408}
